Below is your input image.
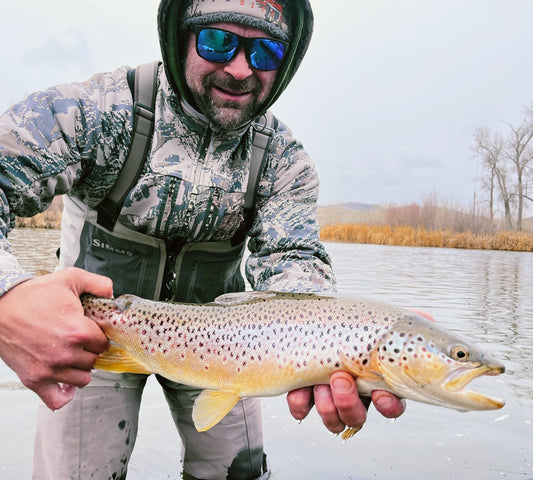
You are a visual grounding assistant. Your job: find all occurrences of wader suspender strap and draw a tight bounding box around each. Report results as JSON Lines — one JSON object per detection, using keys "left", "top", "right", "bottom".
{"left": 96, "top": 60, "right": 275, "bottom": 232}
{"left": 96, "top": 61, "right": 160, "bottom": 230}
{"left": 243, "top": 112, "right": 275, "bottom": 230}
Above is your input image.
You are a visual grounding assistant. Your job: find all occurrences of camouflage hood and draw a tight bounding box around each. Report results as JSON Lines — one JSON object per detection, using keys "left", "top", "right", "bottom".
{"left": 157, "top": 0, "right": 314, "bottom": 119}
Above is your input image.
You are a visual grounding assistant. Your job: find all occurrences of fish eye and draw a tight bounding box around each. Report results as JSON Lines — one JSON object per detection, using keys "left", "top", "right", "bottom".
{"left": 450, "top": 345, "right": 469, "bottom": 361}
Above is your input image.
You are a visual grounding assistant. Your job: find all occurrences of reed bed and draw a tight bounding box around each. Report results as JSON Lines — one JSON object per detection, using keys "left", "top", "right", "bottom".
{"left": 320, "top": 223, "right": 533, "bottom": 252}
{"left": 14, "top": 196, "right": 63, "bottom": 229}
{"left": 15, "top": 210, "right": 62, "bottom": 229}
{"left": 15, "top": 213, "right": 533, "bottom": 252}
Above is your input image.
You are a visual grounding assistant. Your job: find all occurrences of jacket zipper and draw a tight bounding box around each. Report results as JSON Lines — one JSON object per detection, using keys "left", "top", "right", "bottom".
{"left": 193, "top": 129, "right": 213, "bottom": 186}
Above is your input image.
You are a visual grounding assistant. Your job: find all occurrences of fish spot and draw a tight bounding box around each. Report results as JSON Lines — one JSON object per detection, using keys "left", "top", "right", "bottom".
{"left": 118, "top": 420, "right": 126, "bottom": 431}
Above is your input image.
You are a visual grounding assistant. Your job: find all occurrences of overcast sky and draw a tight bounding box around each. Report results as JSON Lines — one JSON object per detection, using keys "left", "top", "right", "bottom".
{"left": 1, "top": 0, "right": 532, "bottom": 211}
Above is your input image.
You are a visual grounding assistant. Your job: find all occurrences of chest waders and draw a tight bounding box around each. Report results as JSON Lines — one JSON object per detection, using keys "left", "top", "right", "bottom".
{"left": 74, "top": 62, "right": 275, "bottom": 303}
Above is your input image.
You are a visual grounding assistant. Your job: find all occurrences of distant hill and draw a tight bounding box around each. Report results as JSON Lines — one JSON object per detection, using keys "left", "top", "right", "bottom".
{"left": 317, "top": 201, "right": 533, "bottom": 233}
{"left": 331, "top": 202, "right": 378, "bottom": 212}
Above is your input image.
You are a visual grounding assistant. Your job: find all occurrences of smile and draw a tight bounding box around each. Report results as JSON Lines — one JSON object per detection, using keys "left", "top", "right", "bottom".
{"left": 212, "top": 86, "right": 253, "bottom": 102}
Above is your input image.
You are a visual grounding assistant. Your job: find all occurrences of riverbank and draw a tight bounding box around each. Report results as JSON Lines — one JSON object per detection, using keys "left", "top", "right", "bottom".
{"left": 15, "top": 211, "right": 62, "bottom": 229}
{"left": 14, "top": 196, "right": 63, "bottom": 229}
{"left": 320, "top": 223, "right": 533, "bottom": 252}
{"left": 15, "top": 210, "right": 533, "bottom": 252}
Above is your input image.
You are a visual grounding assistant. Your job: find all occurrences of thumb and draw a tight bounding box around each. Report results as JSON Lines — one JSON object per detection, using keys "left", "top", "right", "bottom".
{"left": 66, "top": 267, "right": 114, "bottom": 298}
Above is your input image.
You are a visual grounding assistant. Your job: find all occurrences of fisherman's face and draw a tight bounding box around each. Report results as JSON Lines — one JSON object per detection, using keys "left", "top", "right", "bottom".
{"left": 183, "top": 22, "right": 279, "bottom": 131}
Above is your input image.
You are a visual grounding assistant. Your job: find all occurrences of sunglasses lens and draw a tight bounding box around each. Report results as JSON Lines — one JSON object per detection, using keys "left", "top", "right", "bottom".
{"left": 250, "top": 39, "right": 286, "bottom": 71}
{"left": 197, "top": 28, "right": 238, "bottom": 63}
{"left": 195, "top": 28, "right": 286, "bottom": 71}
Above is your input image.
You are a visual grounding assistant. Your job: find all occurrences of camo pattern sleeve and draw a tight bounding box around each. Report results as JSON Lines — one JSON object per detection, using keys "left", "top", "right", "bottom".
{"left": 0, "top": 67, "right": 134, "bottom": 295}
{"left": 245, "top": 120, "right": 337, "bottom": 294}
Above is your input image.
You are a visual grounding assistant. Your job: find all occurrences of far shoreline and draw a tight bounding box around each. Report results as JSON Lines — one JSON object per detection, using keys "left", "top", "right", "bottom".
{"left": 320, "top": 223, "right": 533, "bottom": 253}
{"left": 15, "top": 213, "right": 533, "bottom": 253}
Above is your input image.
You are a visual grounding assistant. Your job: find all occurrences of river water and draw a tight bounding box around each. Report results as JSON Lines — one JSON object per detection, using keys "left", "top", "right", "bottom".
{"left": 1, "top": 228, "right": 532, "bottom": 479}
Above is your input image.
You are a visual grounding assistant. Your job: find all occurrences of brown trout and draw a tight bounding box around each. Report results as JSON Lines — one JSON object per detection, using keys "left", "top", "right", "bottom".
{"left": 82, "top": 291, "right": 505, "bottom": 439}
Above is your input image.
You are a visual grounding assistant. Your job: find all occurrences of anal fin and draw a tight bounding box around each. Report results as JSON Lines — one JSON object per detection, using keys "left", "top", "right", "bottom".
{"left": 192, "top": 390, "right": 241, "bottom": 432}
{"left": 94, "top": 344, "right": 152, "bottom": 375}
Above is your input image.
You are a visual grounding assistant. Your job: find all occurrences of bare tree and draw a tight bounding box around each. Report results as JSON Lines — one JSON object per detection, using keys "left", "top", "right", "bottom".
{"left": 522, "top": 104, "right": 533, "bottom": 206}
{"left": 474, "top": 127, "right": 514, "bottom": 230}
{"left": 504, "top": 116, "right": 533, "bottom": 230}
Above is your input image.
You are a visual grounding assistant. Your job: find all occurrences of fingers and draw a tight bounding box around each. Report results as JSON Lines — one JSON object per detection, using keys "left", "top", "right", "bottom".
{"left": 371, "top": 390, "right": 406, "bottom": 418}
{"left": 37, "top": 383, "right": 78, "bottom": 411}
{"left": 70, "top": 349, "right": 103, "bottom": 371}
{"left": 0, "top": 268, "right": 113, "bottom": 412}
{"left": 286, "top": 387, "right": 314, "bottom": 421}
{"left": 315, "top": 371, "right": 368, "bottom": 435}
{"left": 52, "top": 368, "right": 93, "bottom": 389}
{"left": 80, "top": 321, "right": 110, "bottom": 355}
{"left": 20, "top": 361, "right": 93, "bottom": 410}
{"left": 409, "top": 308, "right": 434, "bottom": 322}
{"left": 287, "top": 371, "right": 406, "bottom": 437}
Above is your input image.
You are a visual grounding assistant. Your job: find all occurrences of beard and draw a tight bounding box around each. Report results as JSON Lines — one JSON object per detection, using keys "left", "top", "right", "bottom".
{"left": 187, "top": 72, "right": 270, "bottom": 132}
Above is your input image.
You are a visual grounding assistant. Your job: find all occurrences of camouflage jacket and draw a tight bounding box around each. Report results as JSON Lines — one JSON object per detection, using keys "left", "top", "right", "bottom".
{"left": 0, "top": 66, "right": 336, "bottom": 296}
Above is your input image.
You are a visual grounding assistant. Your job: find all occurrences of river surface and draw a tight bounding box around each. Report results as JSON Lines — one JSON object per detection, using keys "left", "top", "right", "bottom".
{"left": 1, "top": 228, "right": 532, "bottom": 479}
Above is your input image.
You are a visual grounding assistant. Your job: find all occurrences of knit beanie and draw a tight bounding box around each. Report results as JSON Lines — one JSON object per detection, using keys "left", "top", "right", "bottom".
{"left": 181, "top": 0, "right": 291, "bottom": 42}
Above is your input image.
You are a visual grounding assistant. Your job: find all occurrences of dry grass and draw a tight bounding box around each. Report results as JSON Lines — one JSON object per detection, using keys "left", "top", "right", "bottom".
{"left": 15, "top": 200, "right": 533, "bottom": 252}
{"left": 14, "top": 196, "right": 63, "bottom": 229}
{"left": 15, "top": 210, "right": 62, "bottom": 229}
{"left": 320, "top": 223, "right": 533, "bottom": 252}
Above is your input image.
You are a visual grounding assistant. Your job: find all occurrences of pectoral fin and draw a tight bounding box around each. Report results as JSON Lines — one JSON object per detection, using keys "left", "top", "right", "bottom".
{"left": 94, "top": 344, "right": 153, "bottom": 375}
{"left": 339, "top": 351, "right": 383, "bottom": 381}
{"left": 192, "top": 390, "right": 241, "bottom": 432}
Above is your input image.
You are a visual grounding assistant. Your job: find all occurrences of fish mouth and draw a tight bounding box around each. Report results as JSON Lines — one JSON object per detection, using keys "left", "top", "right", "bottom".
{"left": 443, "top": 362, "right": 505, "bottom": 411}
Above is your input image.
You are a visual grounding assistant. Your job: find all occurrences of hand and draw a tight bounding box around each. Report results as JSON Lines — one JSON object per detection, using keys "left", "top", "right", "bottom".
{"left": 0, "top": 267, "right": 113, "bottom": 410}
{"left": 286, "top": 307, "right": 433, "bottom": 436}
{"left": 410, "top": 308, "right": 434, "bottom": 321}
{"left": 286, "top": 371, "right": 405, "bottom": 436}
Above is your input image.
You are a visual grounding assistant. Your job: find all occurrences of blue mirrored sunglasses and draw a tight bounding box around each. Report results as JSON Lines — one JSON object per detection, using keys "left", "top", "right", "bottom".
{"left": 194, "top": 27, "right": 288, "bottom": 71}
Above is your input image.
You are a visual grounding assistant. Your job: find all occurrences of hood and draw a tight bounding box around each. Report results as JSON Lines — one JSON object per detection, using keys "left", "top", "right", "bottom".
{"left": 157, "top": 0, "right": 314, "bottom": 119}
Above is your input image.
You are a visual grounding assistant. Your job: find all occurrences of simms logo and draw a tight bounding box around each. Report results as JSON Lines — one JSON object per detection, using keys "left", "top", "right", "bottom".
{"left": 92, "top": 239, "right": 134, "bottom": 257}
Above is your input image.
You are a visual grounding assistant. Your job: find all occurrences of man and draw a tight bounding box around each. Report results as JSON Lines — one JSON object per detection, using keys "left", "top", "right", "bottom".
{"left": 0, "top": 1, "right": 404, "bottom": 478}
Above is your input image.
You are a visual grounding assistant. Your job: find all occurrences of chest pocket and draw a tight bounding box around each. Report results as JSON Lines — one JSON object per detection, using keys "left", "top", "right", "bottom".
{"left": 74, "top": 210, "right": 247, "bottom": 303}
{"left": 74, "top": 211, "right": 166, "bottom": 300}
